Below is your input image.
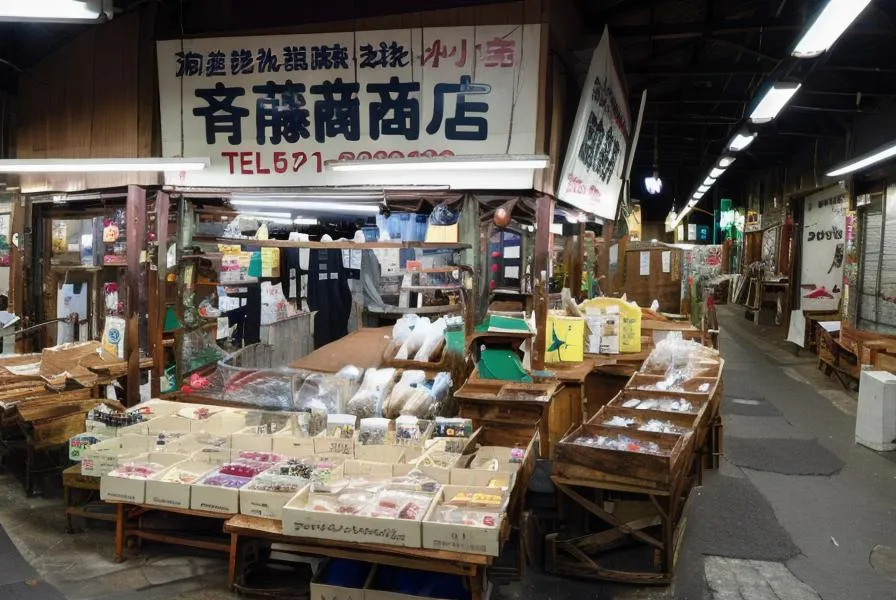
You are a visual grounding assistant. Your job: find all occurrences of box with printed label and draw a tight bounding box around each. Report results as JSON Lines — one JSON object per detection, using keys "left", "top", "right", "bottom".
{"left": 100, "top": 453, "right": 189, "bottom": 504}
{"left": 271, "top": 435, "right": 315, "bottom": 458}
{"left": 80, "top": 436, "right": 154, "bottom": 477}
{"left": 144, "top": 461, "right": 216, "bottom": 510}
{"left": 230, "top": 427, "right": 275, "bottom": 453}
{"left": 281, "top": 486, "right": 433, "bottom": 549}
{"left": 422, "top": 486, "right": 508, "bottom": 557}
{"left": 310, "top": 559, "right": 374, "bottom": 600}
{"left": 313, "top": 435, "right": 356, "bottom": 457}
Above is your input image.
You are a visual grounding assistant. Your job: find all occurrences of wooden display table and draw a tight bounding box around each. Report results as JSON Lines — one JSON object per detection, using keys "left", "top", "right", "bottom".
{"left": 110, "top": 502, "right": 232, "bottom": 563}
{"left": 62, "top": 465, "right": 116, "bottom": 533}
{"left": 224, "top": 514, "right": 492, "bottom": 600}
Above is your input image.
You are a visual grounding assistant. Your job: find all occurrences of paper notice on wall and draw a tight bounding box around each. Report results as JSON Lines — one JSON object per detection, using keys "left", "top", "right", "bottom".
{"left": 609, "top": 244, "right": 619, "bottom": 271}
{"left": 504, "top": 266, "right": 520, "bottom": 279}
{"left": 373, "top": 248, "right": 400, "bottom": 275}
{"left": 216, "top": 317, "right": 229, "bottom": 340}
{"left": 504, "top": 245, "right": 521, "bottom": 259}
{"left": 639, "top": 252, "right": 650, "bottom": 276}
{"left": 662, "top": 251, "right": 671, "bottom": 273}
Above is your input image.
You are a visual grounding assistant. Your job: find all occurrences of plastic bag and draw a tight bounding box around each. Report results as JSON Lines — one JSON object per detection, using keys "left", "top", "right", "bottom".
{"left": 429, "top": 202, "right": 459, "bottom": 226}
{"left": 392, "top": 315, "right": 419, "bottom": 345}
{"left": 296, "top": 373, "right": 342, "bottom": 414}
{"left": 396, "top": 318, "right": 431, "bottom": 360}
{"left": 413, "top": 318, "right": 447, "bottom": 362}
{"left": 346, "top": 368, "right": 396, "bottom": 418}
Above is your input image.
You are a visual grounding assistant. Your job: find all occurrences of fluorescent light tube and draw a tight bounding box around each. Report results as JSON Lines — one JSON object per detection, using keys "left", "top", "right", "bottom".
{"left": 826, "top": 141, "right": 896, "bottom": 177}
{"left": 718, "top": 156, "right": 737, "bottom": 168}
{"left": 749, "top": 83, "right": 801, "bottom": 123}
{"left": 710, "top": 167, "right": 726, "bottom": 179}
{"left": 327, "top": 154, "right": 549, "bottom": 172}
{"left": 0, "top": 157, "right": 208, "bottom": 173}
{"left": 0, "top": 0, "right": 110, "bottom": 22}
{"left": 238, "top": 212, "right": 292, "bottom": 219}
{"left": 728, "top": 131, "right": 757, "bottom": 152}
{"left": 231, "top": 199, "right": 380, "bottom": 214}
{"left": 644, "top": 175, "right": 663, "bottom": 195}
{"left": 792, "top": 0, "right": 873, "bottom": 58}
{"left": 293, "top": 218, "right": 319, "bottom": 225}
{"left": 693, "top": 191, "right": 704, "bottom": 200}
{"left": 703, "top": 176, "right": 717, "bottom": 187}
{"left": 698, "top": 185, "right": 710, "bottom": 194}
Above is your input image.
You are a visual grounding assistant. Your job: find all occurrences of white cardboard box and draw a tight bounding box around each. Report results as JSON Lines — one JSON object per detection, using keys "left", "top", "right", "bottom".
{"left": 80, "top": 436, "right": 154, "bottom": 477}
{"left": 190, "top": 471, "right": 251, "bottom": 514}
{"left": 448, "top": 468, "right": 516, "bottom": 490}
{"left": 100, "top": 453, "right": 188, "bottom": 504}
{"left": 310, "top": 559, "right": 373, "bottom": 600}
{"left": 231, "top": 427, "right": 275, "bottom": 453}
{"left": 271, "top": 435, "right": 316, "bottom": 458}
{"left": 239, "top": 482, "right": 307, "bottom": 520}
{"left": 281, "top": 487, "right": 432, "bottom": 548}
{"left": 421, "top": 485, "right": 507, "bottom": 557}
{"left": 144, "top": 461, "right": 217, "bottom": 510}
{"left": 314, "top": 436, "right": 356, "bottom": 457}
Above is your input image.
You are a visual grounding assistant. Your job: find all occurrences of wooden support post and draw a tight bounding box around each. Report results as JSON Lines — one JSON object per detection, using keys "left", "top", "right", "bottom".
{"left": 8, "top": 193, "right": 25, "bottom": 352}
{"left": 126, "top": 186, "right": 147, "bottom": 407}
{"left": 149, "top": 192, "right": 170, "bottom": 397}
{"left": 532, "top": 194, "right": 555, "bottom": 371}
{"left": 570, "top": 222, "right": 585, "bottom": 301}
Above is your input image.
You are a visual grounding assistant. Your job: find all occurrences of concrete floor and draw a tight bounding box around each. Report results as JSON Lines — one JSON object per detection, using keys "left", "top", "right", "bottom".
{"left": 1, "top": 305, "right": 896, "bottom": 599}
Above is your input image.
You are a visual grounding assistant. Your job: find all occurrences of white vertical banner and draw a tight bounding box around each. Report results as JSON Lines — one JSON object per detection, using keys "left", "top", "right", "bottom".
{"left": 557, "top": 26, "right": 630, "bottom": 220}
{"left": 800, "top": 188, "right": 847, "bottom": 311}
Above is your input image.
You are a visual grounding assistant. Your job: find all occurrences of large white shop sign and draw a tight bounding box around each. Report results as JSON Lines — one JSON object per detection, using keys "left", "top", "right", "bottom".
{"left": 800, "top": 186, "right": 847, "bottom": 312}
{"left": 557, "top": 27, "right": 630, "bottom": 221}
{"left": 157, "top": 25, "right": 541, "bottom": 189}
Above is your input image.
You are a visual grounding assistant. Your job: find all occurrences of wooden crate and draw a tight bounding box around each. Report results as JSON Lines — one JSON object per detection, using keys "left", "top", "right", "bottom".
{"left": 588, "top": 404, "right": 699, "bottom": 432}
{"left": 626, "top": 373, "right": 719, "bottom": 397}
{"left": 554, "top": 423, "right": 693, "bottom": 490}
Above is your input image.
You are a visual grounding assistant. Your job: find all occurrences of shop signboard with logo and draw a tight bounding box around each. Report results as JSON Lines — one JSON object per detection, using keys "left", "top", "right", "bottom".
{"left": 157, "top": 25, "right": 541, "bottom": 189}
{"left": 800, "top": 187, "right": 847, "bottom": 311}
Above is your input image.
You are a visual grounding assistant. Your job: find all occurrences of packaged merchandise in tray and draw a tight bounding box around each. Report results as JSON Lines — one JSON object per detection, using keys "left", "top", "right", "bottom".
{"left": 422, "top": 485, "right": 509, "bottom": 556}
{"left": 602, "top": 415, "right": 690, "bottom": 435}
{"left": 555, "top": 423, "right": 693, "bottom": 489}
{"left": 619, "top": 397, "right": 698, "bottom": 413}
{"left": 326, "top": 413, "right": 358, "bottom": 438}
{"left": 191, "top": 468, "right": 253, "bottom": 514}
{"left": 145, "top": 461, "right": 217, "bottom": 509}
{"left": 282, "top": 472, "right": 441, "bottom": 547}
{"left": 358, "top": 417, "right": 390, "bottom": 445}
{"left": 100, "top": 452, "right": 188, "bottom": 504}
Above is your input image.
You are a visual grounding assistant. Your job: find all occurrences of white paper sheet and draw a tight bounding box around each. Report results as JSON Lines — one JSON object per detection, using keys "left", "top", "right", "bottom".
{"left": 504, "top": 266, "right": 520, "bottom": 279}
{"left": 504, "top": 245, "right": 521, "bottom": 259}
{"left": 216, "top": 317, "right": 229, "bottom": 340}
{"left": 662, "top": 251, "right": 671, "bottom": 273}
{"left": 609, "top": 244, "right": 619, "bottom": 269}
{"left": 639, "top": 251, "right": 650, "bottom": 276}
{"left": 786, "top": 310, "right": 806, "bottom": 347}
{"left": 819, "top": 321, "right": 841, "bottom": 333}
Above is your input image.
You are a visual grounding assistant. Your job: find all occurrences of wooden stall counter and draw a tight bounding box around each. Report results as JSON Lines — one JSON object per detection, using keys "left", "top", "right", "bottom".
{"left": 289, "top": 327, "right": 392, "bottom": 373}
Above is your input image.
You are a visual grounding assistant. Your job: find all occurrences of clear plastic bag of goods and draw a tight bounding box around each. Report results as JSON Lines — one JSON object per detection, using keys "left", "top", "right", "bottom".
{"left": 392, "top": 314, "right": 420, "bottom": 345}
{"left": 346, "top": 368, "right": 396, "bottom": 419}
{"left": 413, "top": 318, "right": 447, "bottom": 362}
{"left": 395, "top": 318, "right": 432, "bottom": 360}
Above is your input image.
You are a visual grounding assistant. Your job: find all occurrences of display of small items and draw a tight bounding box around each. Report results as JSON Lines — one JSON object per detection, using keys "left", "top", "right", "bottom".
{"left": 434, "top": 490, "right": 503, "bottom": 528}
{"left": 572, "top": 433, "right": 664, "bottom": 456}
{"left": 620, "top": 398, "right": 696, "bottom": 413}
{"left": 307, "top": 473, "right": 441, "bottom": 520}
{"left": 603, "top": 416, "right": 690, "bottom": 435}
{"left": 87, "top": 404, "right": 146, "bottom": 428}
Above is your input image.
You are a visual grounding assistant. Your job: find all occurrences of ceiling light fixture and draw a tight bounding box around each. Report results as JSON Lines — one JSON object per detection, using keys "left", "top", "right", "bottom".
{"left": 231, "top": 198, "right": 381, "bottom": 214}
{"left": 749, "top": 83, "right": 802, "bottom": 123}
{"left": 728, "top": 130, "right": 757, "bottom": 152}
{"left": 237, "top": 211, "right": 292, "bottom": 220}
{"left": 718, "top": 156, "right": 737, "bottom": 168}
{"left": 826, "top": 141, "right": 896, "bottom": 177}
{"left": 698, "top": 185, "right": 710, "bottom": 193}
{"left": 327, "top": 154, "right": 549, "bottom": 172}
{"left": 293, "top": 217, "right": 319, "bottom": 226}
{"left": 0, "top": 0, "right": 112, "bottom": 22}
{"left": 791, "top": 0, "right": 873, "bottom": 58}
{"left": 645, "top": 125, "right": 663, "bottom": 195}
{"left": 703, "top": 176, "right": 717, "bottom": 187}
{"left": 0, "top": 157, "right": 209, "bottom": 173}
{"left": 710, "top": 167, "right": 726, "bottom": 179}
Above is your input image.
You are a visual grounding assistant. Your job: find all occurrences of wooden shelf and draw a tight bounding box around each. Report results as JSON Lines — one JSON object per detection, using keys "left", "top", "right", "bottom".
{"left": 211, "top": 238, "right": 470, "bottom": 250}
{"left": 49, "top": 265, "right": 102, "bottom": 273}
{"left": 401, "top": 284, "right": 464, "bottom": 291}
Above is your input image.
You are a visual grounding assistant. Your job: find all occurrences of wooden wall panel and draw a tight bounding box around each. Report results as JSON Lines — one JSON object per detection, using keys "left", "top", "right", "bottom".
{"left": 15, "top": 7, "right": 159, "bottom": 193}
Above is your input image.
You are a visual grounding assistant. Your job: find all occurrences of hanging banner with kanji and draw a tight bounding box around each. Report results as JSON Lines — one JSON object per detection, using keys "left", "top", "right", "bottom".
{"left": 157, "top": 25, "right": 541, "bottom": 189}
{"left": 557, "top": 27, "right": 630, "bottom": 220}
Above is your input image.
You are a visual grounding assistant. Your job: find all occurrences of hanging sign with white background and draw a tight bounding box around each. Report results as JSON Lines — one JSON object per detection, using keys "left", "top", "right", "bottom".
{"left": 557, "top": 27, "right": 630, "bottom": 220}
{"left": 800, "top": 186, "right": 847, "bottom": 311}
{"left": 157, "top": 25, "right": 541, "bottom": 189}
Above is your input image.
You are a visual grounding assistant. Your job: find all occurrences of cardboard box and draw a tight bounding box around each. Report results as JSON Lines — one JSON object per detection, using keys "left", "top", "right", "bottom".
{"left": 271, "top": 435, "right": 315, "bottom": 458}
{"left": 80, "top": 436, "right": 154, "bottom": 477}
{"left": 343, "top": 459, "right": 396, "bottom": 479}
{"left": 310, "top": 559, "right": 373, "bottom": 600}
{"left": 69, "top": 433, "right": 109, "bottom": 462}
{"left": 145, "top": 415, "right": 195, "bottom": 435}
{"left": 353, "top": 445, "right": 406, "bottom": 465}
{"left": 314, "top": 435, "right": 356, "bottom": 457}
{"left": 230, "top": 427, "right": 275, "bottom": 453}
{"left": 100, "top": 453, "right": 188, "bottom": 504}
{"left": 281, "top": 487, "right": 432, "bottom": 548}
{"left": 422, "top": 486, "right": 508, "bottom": 556}
{"left": 239, "top": 481, "right": 308, "bottom": 520}
{"left": 190, "top": 471, "right": 249, "bottom": 514}
{"left": 448, "top": 468, "right": 515, "bottom": 490}
{"left": 144, "top": 461, "right": 216, "bottom": 510}
{"left": 364, "top": 566, "right": 484, "bottom": 600}
{"left": 188, "top": 446, "right": 232, "bottom": 466}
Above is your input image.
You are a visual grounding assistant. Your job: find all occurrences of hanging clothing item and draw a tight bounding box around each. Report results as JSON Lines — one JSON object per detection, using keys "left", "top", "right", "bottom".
{"left": 307, "top": 249, "right": 352, "bottom": 348}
